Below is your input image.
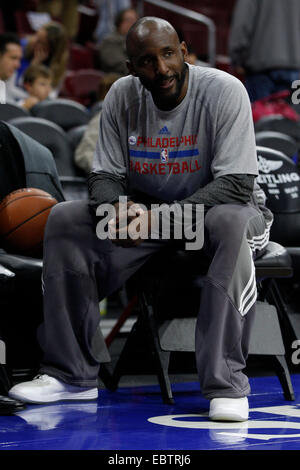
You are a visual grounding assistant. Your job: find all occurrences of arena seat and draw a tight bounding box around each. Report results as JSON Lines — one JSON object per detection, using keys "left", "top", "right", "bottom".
{"left": 68, "top": 43, "right": 95, "bottom": 70}
{"left": 7, "top": 116, "right": 78, "bottom": 177}
{"left": 0, "top": 103, "right": 30, "bottom": 122}
{"left": 31, "top": 98, "right": 90, "bottom": 131}
{"left": 0, "top": 264, "right": 15, "bottom": 393}
{"left": 0, "top": 11, "right": 5, "bottom": 34}
{"left": 254, "top": 146, "right": 300, "bottom": 354}
{"left": 255, "top": 130, "right": 299, "bottom": 162}
{"left": 67, "top": 124, "right": 88, "bottom": 151}
{"left": 60, "top": 69, "right": 105, "bottom": 107}
{"left": 14, "top": 10, "right": 34, "bottom": 36}
{"left": 0, "top": 123, "right": 110, "bottom": 389}
{"left": 255, "top": 115, "right": 300, "bottom": 144}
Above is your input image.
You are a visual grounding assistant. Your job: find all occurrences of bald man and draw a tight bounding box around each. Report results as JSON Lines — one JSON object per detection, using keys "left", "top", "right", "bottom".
{"left": 9, "top": 17, "right": 273, "bottom": 422}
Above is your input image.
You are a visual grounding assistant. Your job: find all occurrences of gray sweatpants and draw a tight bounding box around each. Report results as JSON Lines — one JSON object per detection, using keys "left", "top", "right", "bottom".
{"left": 38, "top": 200, "right": 272, "bottom": 399}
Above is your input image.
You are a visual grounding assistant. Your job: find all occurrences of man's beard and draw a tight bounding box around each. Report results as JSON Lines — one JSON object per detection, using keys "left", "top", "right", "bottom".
{"left": 140, "top": 62, "right": 188, "bottom": 108}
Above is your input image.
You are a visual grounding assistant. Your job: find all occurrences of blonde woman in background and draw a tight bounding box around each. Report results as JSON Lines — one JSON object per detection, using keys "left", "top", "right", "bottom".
{"left": 17, "top": 21, "right": 69, "bottom": 95}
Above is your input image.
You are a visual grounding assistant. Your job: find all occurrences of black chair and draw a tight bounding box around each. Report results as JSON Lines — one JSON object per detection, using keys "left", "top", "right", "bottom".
{"left": 254, "top": 115, "right": 300, "bottom": 145}
{"left": 255, "top": 131, "right": 299, "bottom": 162}
{"left": 0, "top": 124, "right": 110, "bottom": 390}
{"left": 67, "top": 124, "right": 88, "bottom": 152}
{"left": 89, "top": 100, "right": 104, "bottom": 118}
{"left": 0, "top": 103, "right": 29, "bottom": 122}
{"left": 0, "top": 264, "right": 15, "bottom": 393}
{"left": 104, "top": 236, "right": 294, "bottom": 404}
{"left": 0, "top": 122, "right": 64, "bottom": 384}
{"left": 31, "top": 98, "right": 90, "bottom": 132}
{"left": 256, "top": 145, "right": 300, "bottom": 347}
{"left": 7, "top": 117, "right": 89, "bottom": 201}
{"left": 7, "top": 116, "right": 77, "bottom": 177}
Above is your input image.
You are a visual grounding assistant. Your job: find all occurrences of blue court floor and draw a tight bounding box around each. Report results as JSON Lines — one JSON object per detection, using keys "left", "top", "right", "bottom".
{"left": 1, "top": 373, "right": 300, "bottom": 452}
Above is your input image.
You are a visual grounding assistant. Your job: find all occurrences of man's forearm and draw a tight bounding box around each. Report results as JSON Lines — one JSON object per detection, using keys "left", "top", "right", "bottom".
{"left": 178, "top": 174, "right": 255, "bottom": 211}
{"left": 87, "top": 171, "right": 128, "bottom": 211}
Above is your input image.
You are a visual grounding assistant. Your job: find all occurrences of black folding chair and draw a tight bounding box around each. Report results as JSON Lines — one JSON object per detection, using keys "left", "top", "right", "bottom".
{"left": 104, "top": 238, "right": 294, "bottom": 404}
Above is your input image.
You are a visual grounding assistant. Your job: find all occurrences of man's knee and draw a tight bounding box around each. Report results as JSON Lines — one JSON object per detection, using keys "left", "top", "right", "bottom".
{"left": 45, "top": 200, "right": 92, "bottom": 238}
{"left": 205, "top": 204, "right": 254, "bottom": 236}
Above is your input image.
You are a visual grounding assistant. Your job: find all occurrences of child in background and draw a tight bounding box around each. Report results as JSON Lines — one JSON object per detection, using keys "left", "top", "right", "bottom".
{"left": 18, "top": 64, "right": 53, "bottom": 110}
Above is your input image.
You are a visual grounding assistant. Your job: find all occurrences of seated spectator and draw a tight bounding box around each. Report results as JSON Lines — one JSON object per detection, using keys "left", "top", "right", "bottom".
{"left": 37, "top": 0, "right": 79, "bottom": 40}
{"left": 0, "top": 32, "right": 27, "bottom": 102}
{"left": 98, "top": 8, "right": 138, "bottom": 76}
{"left": 185, "top": 45, "right": 210, "bottom": 67}
{"left": 74, "top": 73, "right": 122, "bottom": 174}
{"left": 17, "top": 64, "right": 53, "bottom": 111}
{"left": 17, "top": 21, "right": 69, "bottom": 95}
{"left": 94, "top": 0, "right": 132, "bottom": 44}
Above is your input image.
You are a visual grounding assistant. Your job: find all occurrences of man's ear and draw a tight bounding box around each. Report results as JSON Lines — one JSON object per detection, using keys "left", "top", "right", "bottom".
{"left": 126, "top": 59, "right": 137, "bottom": 76}
{"left": 180, "top": 41, "right": 188, "bottom": 60}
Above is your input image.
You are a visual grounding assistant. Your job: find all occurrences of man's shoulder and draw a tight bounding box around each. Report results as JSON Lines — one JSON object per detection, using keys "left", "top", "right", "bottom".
{"left": 191, "top": 64, "right": 244, "bottom": 88}
{"left": 102, "top": 74, "right": 144, "bottom": 115}
{"left": 110, "top": 74, "right": 143, "bottom": 100}
{"left": 190, "top": 64, "right": 248, "bottom": 104}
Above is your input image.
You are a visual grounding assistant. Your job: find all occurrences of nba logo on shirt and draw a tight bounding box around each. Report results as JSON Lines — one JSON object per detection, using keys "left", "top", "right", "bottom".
{"left": 160, "top": 148, "right": 168, "bottom": 162}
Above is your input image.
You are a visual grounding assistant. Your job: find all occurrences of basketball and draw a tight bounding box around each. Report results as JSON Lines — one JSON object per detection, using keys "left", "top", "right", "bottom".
{"left": 0, "top": 188, "right": 58, "bottom": 257}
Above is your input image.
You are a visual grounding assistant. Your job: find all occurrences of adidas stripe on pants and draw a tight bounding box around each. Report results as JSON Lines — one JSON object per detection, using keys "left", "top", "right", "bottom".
{"left": 38, "top": 200, "right": 272, "bottom": 399}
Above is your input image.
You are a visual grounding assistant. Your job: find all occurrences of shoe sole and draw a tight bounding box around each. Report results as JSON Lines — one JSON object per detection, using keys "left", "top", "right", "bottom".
{"left": 8, "top": 389, "right": 98, "bottom": 404}
{"left": 209, "top": 412, "right": 248, "bottom": 422}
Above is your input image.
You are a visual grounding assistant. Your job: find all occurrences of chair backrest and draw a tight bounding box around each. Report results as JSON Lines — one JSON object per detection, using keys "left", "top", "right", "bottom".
{"left": 60, "top": 69, "right": 105, "bottom": 107}
{"left": 0, "top": 103, "right": 30, "bottom": 122}
{"left": 255, "top": 131, "right": 299, "bottom": 162}
{"left": 67, "top": 124, "right": 87, "bottom": 151}
{"left": 255, "top": 115, "right": 300, "bottom": 144}
{"left": 31, "top": 98, "right": 90, "bottom": 131}
{"left": 0, "top": 121, "right": 65, "bottom": 203}
{"left": 7, "top": 116, "right": 78, "bottom": 177}
{"left": 256, "top": 145, "right": 300, "bottom": 246}
{"left": 14, "top": 10, "right": 34, "bottom": 36}
{"left": 68, "top": 43, "right": 95, "bottom": 70}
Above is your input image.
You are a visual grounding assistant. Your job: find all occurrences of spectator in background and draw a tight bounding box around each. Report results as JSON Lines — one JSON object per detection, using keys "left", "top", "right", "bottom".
{"left": 17, "top": 21, "right": 69, "bottom": 95}
{"left": 98, "top": 8, "right": 138, "bottom": 76}
{"left": 74, "top": 72, "right": 122, "bottom": 174}
{"left": 0, "top": 32, "right": 27, "bottom": 102}
{"left": 17, "top": 63, "right": 53, "bottom": 110}
{"left": 229, "top": 0, "right": 300, "bottom": 102}
{"left": 36, "top": 0, "right": 79, "bottom": 40}
{"left": 185, "top": 44, "right": 209, "bottom": 68}
{"left": 94, "top": 0, "right": 132, "bottom": 44}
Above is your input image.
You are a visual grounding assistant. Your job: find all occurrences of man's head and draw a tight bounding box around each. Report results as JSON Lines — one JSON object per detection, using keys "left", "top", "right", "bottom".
{"left": 0, "top": 33, "right": 22, "bottom": 81}
{"left": 126, "top": 17, "right": 188, "bottom": 110}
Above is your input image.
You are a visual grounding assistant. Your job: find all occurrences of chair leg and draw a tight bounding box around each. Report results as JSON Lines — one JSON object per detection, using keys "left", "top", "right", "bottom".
{"left": 107, "top": 294, "right": 175, "bottom": 404}
{"left": 140, "top": 294, "right": 174, "bottom": 405}
{"left": 265, "top": 279, "right": 296, "bottom": 344}
{"left": 107, "top": 321, "right": 140, "bottom": 391}
{"left": 0, "top": 364, "right": 12, "bottom": 395}
{"left": 98, "top": 364, "right": 112, "bottom": 390}
{"left": 273, "top": 355, "right": 295, "bottom": 401}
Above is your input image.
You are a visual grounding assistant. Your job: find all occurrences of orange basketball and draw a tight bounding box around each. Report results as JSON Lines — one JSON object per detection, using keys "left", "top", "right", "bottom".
{"left": 0, "top": 188, "right": 58, "bottom": 257}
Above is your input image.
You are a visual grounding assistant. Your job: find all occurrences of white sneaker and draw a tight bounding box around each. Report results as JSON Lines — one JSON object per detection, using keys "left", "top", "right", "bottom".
{"left": 209, "top": 397, "right": 249, "bottom": 422}
{"left": 8, "top": 375, "right": 98, "bottom": 404}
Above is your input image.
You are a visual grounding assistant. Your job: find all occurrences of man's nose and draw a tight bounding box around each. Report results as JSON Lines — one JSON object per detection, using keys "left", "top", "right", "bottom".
{"left": 155, "top": 57, "right": 169, "bottom": 76}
